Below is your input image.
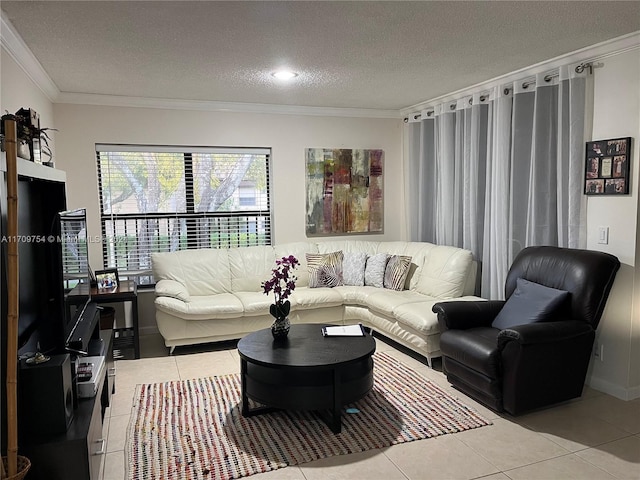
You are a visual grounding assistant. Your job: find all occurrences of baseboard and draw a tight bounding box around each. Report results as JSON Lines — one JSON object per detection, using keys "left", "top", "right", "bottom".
{"left": 627, "top": 384, "right": 640, "bottom": 400}
{"left": 588, "top": 376, "right": 640, "bottom": 401}
{"left": 139, "top": 325, "right": 160, "bottom": 336}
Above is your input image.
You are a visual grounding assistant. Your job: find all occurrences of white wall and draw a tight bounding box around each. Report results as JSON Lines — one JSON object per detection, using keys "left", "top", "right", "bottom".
{"left": 51, "top": 104, "right": 404, "bottom": 268}
{"left": 585, "top": 48, "right": 640, "bottom": 400}
{"left": 3, "top": 39, "right": 639, "bottom": 399}
{"left": 0, "top": 49, "right": 54, "bottom": 145}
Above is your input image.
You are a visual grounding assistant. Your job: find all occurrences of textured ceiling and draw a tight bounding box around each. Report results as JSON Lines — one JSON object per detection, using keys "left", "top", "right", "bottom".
{"left": 2, "top": 1, "right": 640, "bottom": 112}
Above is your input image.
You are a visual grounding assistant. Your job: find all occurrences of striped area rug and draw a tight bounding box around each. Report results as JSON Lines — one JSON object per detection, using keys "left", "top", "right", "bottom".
{"left": 126, "top": 352, "right": 491, "bottom": 479}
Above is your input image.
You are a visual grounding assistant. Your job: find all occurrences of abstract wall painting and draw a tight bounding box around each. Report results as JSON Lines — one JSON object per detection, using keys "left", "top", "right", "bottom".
{"left": 306, "top": 148, "right": 383, "bottom": 236}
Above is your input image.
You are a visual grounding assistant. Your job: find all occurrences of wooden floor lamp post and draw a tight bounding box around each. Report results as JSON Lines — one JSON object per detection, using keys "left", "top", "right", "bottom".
{"left": 1, "top": 118, "right": 31, "bottom": 479}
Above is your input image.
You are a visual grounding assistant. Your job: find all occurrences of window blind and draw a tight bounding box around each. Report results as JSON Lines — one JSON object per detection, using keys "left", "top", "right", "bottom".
{"left": 96, "top": 145, "right": 272, "bottom": 284}
{"left": 60, "top": 212, "right": 89, "bottom": 290}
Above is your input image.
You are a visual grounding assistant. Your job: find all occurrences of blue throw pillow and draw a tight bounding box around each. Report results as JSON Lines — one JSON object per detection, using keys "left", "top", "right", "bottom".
{"left": 491, "top": 278, "right": 569, "bottom": 330}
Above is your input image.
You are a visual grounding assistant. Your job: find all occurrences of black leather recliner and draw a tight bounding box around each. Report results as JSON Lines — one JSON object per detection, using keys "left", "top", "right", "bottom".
{"left": 432, "top": 246, "right": 620, "bottom": 415}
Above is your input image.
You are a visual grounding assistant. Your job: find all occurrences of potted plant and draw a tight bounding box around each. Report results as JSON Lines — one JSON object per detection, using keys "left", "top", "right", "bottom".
{"left": 2, "top": 109, "right": 56, "bottom": 165}
{"left": 261, "top": 255, "right": 299, "bottom": 339}
{"left": 15, "top": 109, "right": 56, "bottom": 165}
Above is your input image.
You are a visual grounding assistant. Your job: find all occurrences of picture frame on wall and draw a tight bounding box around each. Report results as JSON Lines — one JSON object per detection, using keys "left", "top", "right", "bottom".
{"left": 584, "top": 137, "right": 631, "bottom": 195}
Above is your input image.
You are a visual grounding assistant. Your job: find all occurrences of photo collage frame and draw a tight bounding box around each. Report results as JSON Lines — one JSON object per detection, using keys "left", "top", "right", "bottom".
{"left": 585, "top": 137, "right": 632, "bottom": 195}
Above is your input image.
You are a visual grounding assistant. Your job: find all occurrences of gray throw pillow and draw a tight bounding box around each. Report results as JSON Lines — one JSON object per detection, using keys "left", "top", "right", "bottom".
{"left": 342, "top": 251, "right": 368, "bottom": 286}
{"left": 364, "top": 253, "right": 389, "bottom": 288}
{"left": 491, "top": 278, "right": 569, "bottom": 330}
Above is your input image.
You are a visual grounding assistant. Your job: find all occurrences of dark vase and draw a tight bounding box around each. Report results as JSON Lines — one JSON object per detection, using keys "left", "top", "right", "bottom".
{"left": 271, "top": 316, "right": 290, "bottom": 339}
{"left": 269, "top": 301, "right": 291, "bottom": 339}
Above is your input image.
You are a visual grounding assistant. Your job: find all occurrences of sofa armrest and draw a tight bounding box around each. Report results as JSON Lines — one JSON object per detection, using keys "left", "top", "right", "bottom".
{"left": 498, "top": 320, "right": 593, "bottom": 348}
{"left": 155, "top": 279, "right": 190, "bottom": 302}
{"left": 432, "top": 300, "right": 505, "bottom": 331}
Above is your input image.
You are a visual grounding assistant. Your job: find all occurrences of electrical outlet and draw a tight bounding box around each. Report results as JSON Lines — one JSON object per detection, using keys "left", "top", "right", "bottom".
{"left": 594, "top": 341, "right": 604, "bottom": 362}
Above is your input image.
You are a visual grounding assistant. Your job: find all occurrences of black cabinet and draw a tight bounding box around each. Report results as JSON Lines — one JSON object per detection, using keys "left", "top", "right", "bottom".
{"left": 21, "top": 310, "right": 114, "bottom": 480}
{"left": 100, "top": 327, "right": 116, "bottom": 414}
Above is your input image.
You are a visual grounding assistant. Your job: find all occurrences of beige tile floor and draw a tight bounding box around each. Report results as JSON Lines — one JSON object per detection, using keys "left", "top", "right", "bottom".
{"left": 101, "top": 333, "right": 640, "bottom": 480}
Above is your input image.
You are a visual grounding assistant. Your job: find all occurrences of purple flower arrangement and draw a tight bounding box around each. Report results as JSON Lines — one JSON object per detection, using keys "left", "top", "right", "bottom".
{"left": 261, "top": 255, "right": 299, "bottom": 319}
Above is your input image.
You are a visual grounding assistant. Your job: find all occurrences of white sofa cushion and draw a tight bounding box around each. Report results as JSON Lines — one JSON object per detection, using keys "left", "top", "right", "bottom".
{"left": 365, "top": 290, "right": 429, "bottom": 317}
{"left": 394, "top": 296, "right": 486, "bottom": 335}
{"left": 152, "top": 249, "right": 232, "bottom": 295}
{"left": 377, "top": 241, "right": 415, "bottom": 255}
{"left": 289, "top": 287, "right": 344, "bottom": 310}
{"left": 393, "top": 300, "right": 440, "bottom": 335}
{"left": 155, "top": 279, "right": 190, "bottom": 302}
{"left": 415, "top": 246, "right": 473, "bottom": 299}
{"left": 229, "top": 245, "right": 275, "bottom": 292}
{"left": 233, "top": 291, "right": 275, "bottom": 316}
{"left": 334, "top": 285, "right": 376, "bottom": 304}
{"left": 155, "top": 293, "right": 243, "bottom": 320}
{"left": 316, "top": 240, "right": 379, "bottom": 255}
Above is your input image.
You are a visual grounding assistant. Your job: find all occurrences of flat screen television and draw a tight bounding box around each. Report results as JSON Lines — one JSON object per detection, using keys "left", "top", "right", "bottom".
{"left": 15, "top": 181, "right": 68, "bottom": 354}
{"left": 57, "top": 208, "right": 94, "bottom": 353}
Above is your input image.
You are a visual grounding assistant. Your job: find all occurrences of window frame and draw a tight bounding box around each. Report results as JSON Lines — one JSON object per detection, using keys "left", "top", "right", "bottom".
{"left": 96, "top": 144, "right": 273, "bottom": 285}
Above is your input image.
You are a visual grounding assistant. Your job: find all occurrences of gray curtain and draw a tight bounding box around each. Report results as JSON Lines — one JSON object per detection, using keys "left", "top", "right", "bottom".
{"left": 406, "top": 70, "right": 588, "bottom": 299}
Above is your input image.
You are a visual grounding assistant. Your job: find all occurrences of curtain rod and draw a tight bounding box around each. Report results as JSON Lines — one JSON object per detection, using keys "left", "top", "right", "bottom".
{"left": 405, "top": 62, "right": 595, "bottom": 122}
{"left": 405, "top": 33, "right": 640, "bottom": 119}
{"left": 509, "top": 71, "right": 559, "bottom": 93}
{"left": 505, "top": 62, "right": 591, "bottom": 93}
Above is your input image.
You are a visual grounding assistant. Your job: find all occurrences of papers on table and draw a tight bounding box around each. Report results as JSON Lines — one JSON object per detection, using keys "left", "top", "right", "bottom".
{"left": 322, "top": 324, "right": 365, "bottom": 337}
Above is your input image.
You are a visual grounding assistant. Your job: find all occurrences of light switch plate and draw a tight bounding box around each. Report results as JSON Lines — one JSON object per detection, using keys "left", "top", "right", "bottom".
{"left": 597, "top": 226, "right": 609, "bottom": 245}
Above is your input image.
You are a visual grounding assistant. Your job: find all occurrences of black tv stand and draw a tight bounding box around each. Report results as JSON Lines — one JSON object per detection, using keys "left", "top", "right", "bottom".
{"left": 20, "top": 306, "right": 115, "bottom": 480}
{"left": 65, "top": 302, "right": 101, "bottom": 356}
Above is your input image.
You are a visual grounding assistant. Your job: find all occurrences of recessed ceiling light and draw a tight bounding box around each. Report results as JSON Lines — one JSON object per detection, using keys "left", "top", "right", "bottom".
{"left": 271, "top": 70, "right": 299, "bottom": 80}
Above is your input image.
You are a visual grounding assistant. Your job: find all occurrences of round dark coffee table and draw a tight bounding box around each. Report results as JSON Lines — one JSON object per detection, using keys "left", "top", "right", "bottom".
{"left": 237, "top": 323, "right": 376, "bottom": 433}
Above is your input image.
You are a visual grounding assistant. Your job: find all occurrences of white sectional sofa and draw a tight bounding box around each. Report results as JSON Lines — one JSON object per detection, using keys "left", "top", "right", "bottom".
{"left": 151, "top": 240, "right": 480, "bottom": 365}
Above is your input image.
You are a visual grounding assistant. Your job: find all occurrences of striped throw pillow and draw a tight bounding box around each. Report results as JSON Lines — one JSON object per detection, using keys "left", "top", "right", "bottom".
{"left": 306, "top": 251, "right": 344, "bottom": 288}
{"left": 384, "top": 255, "right": 412, "bottom": 291}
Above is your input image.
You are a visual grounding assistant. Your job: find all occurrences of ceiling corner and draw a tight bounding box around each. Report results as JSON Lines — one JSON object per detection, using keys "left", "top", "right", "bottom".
{"left": 1, "top": 10, "right": 60, "bottom": 102}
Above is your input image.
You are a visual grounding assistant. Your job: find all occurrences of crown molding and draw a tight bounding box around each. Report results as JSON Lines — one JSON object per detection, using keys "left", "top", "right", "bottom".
{"left": 54, "top": 92, "right": 401, "bottom": 118}
{"left": 1, "top": 10, "right": 400, "bottom": 119}
{"left": 1, "top": 11, "right": 59, "bottom": 101}
{"left": 8, "top": 3, "right": 636, "bottom": 120}
{"left": 401, "top": 30, "right": 640, "bottom": 116}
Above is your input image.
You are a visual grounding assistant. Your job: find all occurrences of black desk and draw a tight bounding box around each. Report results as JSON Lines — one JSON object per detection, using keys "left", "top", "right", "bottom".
{"left": 91, "top": 280, "right": 140, "bottom": 359}
{"left": 237, "top": 324, "right": 375, "bottom": 433}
